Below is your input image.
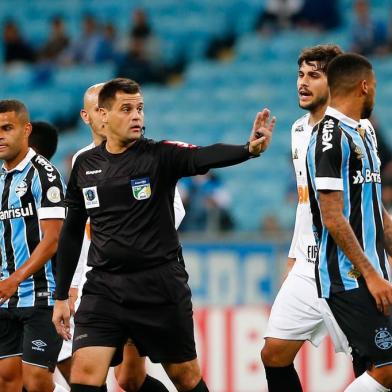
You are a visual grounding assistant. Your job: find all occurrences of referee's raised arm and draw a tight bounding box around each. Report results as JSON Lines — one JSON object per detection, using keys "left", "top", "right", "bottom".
{"left": 158, "top": 108, "right": 276, "bottom": 179}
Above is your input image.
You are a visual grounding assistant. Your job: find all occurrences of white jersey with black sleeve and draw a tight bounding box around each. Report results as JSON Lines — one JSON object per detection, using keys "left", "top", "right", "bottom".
{"left": 288, "top": 113, "right": 318, "bottom": 278}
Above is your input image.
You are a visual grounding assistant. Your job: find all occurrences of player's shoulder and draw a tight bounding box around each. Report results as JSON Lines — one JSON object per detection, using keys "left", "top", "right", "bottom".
{"left": 291, "top": 113, "right": 309, "bottom": 133}
{"left": 31, "top": 152, "right": 61, "bottom": 176}
{"left": 360, "top": 118, "right": 376, "bottom": 134}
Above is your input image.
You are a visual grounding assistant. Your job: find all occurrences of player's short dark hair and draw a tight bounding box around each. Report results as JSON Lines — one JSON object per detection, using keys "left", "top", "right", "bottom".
{"left": 298, "top": 44, "right": 343, "bottom": 72}
{"left": 0, "top": 99, "right": 29, "bottom": 122}
{"left": 29, "top": 121, "right": 58, "bottom": 160}
{"left": 98, "top": 78, "right": 142, "bottom": 110}
{"left": 327, "top": 53, "right": 373, "bottom": 95}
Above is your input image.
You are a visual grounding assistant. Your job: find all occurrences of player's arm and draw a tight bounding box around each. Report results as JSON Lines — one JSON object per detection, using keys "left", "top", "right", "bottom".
{"left": 313, "top": 120, "right": 392, "bottom": 314}
{"left": 0, "top": 218, "right": 63, "bottom": 303}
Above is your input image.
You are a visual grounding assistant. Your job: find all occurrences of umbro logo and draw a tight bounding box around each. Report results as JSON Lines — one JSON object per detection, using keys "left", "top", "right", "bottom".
{"left": 32, "top": 339, "right": 47, "bottom": 352}
{"left": 86, "top": 170, "right": 102, "bottom": 175}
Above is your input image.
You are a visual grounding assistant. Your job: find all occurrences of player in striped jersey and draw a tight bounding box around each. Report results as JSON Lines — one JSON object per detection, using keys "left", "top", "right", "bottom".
{"left": 55, "top": 83, "right": 184, "bottom": 391}
{"left": 0, "top": 100, "right": 67, "bottom": 392}
{"left": 261, "top": 45, "right": 379, "bottom": 391}
{"left": 307, "top": 53, "right": 392, "bottom": 391}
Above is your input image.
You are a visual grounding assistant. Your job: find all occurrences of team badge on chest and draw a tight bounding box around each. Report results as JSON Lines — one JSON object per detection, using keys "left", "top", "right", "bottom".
{"left": 131, "top": 177, "right": 151, "bottom": 200}
{"left": 83, "top": 186, "right": 100, "bottom": 209}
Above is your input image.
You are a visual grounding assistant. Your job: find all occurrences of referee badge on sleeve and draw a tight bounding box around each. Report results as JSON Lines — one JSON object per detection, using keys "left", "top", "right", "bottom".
{"left": 131, "top": 177, "right": 151, "bottom": 200}
{"left": 83, "top": 186, "right": 100, "bottom": 209}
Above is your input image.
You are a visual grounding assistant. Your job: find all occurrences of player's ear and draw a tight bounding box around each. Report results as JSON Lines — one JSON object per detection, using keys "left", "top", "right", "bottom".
{"left": 80, "top": 109, "right": 90, "bottom": 125}
{"left": 24, "top": 122, "right": 32, "bottom": 138}
{"left": 99, "top": 107, "right": 108, "bottom": 124}
{"left": 360, "top": 79, "right": 368, "bottom": 96}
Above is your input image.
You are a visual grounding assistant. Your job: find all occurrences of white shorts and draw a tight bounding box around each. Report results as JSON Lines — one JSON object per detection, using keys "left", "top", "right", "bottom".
{"left": 57, "top": 296, "right": 81, "bottom": 363}
{"left": 57, "top": 316, "right": 75, "bottom": 363}
{"left": 264, "top": 272, "right": 350, "bottom": 354}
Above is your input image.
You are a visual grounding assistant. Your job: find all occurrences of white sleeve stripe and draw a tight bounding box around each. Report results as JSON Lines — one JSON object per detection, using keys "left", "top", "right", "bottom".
{"left": 315, "top": 177, "right": 343, "bottom": 190}
{"left": 38, "top": 207, "right": 66, "bottom": 220}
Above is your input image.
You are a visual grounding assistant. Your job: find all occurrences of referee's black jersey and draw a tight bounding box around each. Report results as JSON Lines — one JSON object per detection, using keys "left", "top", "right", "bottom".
{"left": 65, "top": 138, "right": 250, "bottom": 273}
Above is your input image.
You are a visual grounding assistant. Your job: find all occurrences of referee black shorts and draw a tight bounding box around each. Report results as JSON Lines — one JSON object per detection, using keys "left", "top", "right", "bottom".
{"left": 72, "top": 260, "right": 196, "bottom": 365}
{"left": 0, "top": 306, "right": 62, "bottom": 371}
{"left": 327, "top": 280, "right": 392, "bottom": 369}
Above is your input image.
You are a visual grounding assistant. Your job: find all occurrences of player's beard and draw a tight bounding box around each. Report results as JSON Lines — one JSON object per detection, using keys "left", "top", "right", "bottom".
{"left": 361, "top": 96, "right": 374, "bottom": 119}
{"left": 299, "top": 93, "right": 328, "bottom": 112}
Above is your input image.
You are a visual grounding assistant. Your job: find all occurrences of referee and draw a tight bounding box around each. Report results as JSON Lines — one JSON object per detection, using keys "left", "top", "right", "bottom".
{"left": 52, "top": 78, "right": 276, "bottom": 392}
{"left": 307, "top": 54, "right": 392, "bottom": 391}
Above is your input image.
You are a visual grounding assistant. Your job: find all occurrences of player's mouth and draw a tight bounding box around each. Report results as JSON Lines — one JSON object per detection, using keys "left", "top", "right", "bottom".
{"left": 0, "top": 144, "right": 8, "bottom": 151}
{"left": 130, "top": 125, "right": 142, "bottom": 132}
{"left": 298, "top": 89, "right": 313, "bottom": 101}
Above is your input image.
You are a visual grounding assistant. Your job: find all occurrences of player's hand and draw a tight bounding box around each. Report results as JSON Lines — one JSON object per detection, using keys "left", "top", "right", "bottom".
{"left": 248, "top": 108, "right": 276, "bottom": 155}
{"left": 52, "top": 299, "right": 72, "bottom": 340}
{"left": 365, "top": 272, "right": 392, "bottom": 315}
{"left": 0, "top": 276, "right": 19, "bottom": 305}
{"left": 68, "top": 287, "right": 79, "bottom": 316}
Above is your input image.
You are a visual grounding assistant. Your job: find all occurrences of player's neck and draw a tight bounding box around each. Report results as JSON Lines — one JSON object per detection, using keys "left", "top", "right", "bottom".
{"left": 92, "top": 132, "right": 106, "bottom": 147}
{"left": 3, "top": 146, "right": 29, "bottom": 171}
{"left": 309, "top": 104, "right": 327, "bottom": 127}
{"left": 105, "top": 138, "right": 137, "bottom": 154}
{"left": 329, "top": 97, "right": 361, "bottom": 122}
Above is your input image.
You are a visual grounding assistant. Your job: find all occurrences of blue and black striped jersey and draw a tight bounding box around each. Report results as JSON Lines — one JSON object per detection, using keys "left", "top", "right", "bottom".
{"left": 307, "top": 107, "right": 390, "bottom": 298}
{"left": 0, "top": 148, "right": 66, "bottom": 308}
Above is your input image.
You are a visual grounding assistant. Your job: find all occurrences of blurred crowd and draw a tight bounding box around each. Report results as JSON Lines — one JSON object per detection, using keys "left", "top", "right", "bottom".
{"left": 3, "top": 9, "right": 172, "bottom": 84}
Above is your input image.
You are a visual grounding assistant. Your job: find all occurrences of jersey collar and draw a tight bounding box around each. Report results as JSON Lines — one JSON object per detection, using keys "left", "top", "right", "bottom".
{"left": 1, "top": 148, "right": 37, "bottom": 174}
{"left": 325, "top": 107, "right": 359, "bottom": 129}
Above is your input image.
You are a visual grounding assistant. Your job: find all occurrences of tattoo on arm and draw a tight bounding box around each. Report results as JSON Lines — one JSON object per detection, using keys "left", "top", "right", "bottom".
{"left": 319, "top": 190, "right": 375, "bottom": 278}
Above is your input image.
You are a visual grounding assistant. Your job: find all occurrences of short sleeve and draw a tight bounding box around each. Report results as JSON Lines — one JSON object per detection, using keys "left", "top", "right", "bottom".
{"left": 314, "top": 119, "right": 345, "bottom": 191}
{"left": 31, "top": 155, "right": 66, "bottom": 220}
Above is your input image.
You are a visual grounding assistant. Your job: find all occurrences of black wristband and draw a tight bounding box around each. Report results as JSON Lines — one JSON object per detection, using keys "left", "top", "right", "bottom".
{"left": 244, "top": 142, "right": 260, "bottom": 158}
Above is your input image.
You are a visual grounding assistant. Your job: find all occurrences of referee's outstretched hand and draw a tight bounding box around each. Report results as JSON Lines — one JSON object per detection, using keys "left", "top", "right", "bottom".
{"left": 52, "top": 299, "right": 72, "bottom": 340}
{"left": 248, "top": 108, "right": 276, "bottom": 156}
{"left": 366, "top": 272, "right": 392, "bottom": 316}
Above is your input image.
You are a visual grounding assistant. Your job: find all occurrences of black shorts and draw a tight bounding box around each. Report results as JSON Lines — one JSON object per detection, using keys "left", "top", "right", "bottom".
{"left": 0, "top": 306, "right": 62, "bottom": 371}
{"left": 327, "top": 281, "right": 392, "bottom": 369}
{"left": 73, "top": 260, "right": 196, "bottom": 365}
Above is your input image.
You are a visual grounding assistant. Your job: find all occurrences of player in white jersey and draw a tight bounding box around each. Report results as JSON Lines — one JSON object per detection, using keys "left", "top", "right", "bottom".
{"left": 56, "top": 84, "right": 185, "bottom": 391}
{"left": 260, "top": 45, "right": 378, "bottom": 391}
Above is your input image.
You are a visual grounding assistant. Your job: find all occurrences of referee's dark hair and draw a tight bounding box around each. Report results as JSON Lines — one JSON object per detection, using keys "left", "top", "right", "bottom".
{"left": 327, "top": 53, "right": 373, "bottom": 96}
{"left": 298, "top": 44, "right": 343, "bottom": 72}
{"left": 29, "top": 121, "right": 59, "bottom": 160}
{"left": 0, "top": 99, "right": 29, "bottom": 123}
{"left": 99, "top": 78, "right": 142, "bottom": 110}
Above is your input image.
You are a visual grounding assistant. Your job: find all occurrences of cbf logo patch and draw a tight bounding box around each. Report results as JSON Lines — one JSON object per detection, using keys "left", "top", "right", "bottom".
{"left": 131, "top": 177, "right": 151, "bottom": 200}
{"left": 375, "top": 328, "right": 392, "bottom": 350}
{"left": 83, "top": 186, "right": 100, "bottom": 209}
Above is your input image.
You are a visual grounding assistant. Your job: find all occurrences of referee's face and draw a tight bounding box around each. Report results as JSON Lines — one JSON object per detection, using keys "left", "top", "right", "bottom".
{"left": 297, "top": 61, "right": 329, "bottom": 112}
{"left": 103, "top": 92, "right": 144, "bottom": 144}
{"left": 0, "top": 111, "right": 31, "bottom": 165}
